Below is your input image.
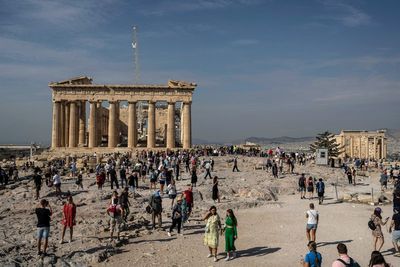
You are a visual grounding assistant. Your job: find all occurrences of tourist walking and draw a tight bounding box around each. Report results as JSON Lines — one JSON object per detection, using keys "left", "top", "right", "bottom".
{"left": 204, "top": 206, "right": 222, "bottom": 262}
{"left": 33, "top": 170, "right": 42, "bottom": 200}
{"left": 168, "top": 197, "right": 183, "bottom": 236}
{"left": 109, "top": 167, "right": 119, "bottom": 190}
{"left": 388, "top": 207, "right": 400, "bottom": 255}
{"left": 149, "top": 190, "right": 163, "bottom": 229}
{"left": 76, "top": 170, "right": 83, "bottom": 190}
{"left": 380, "top": 171, "right": 388, "bottom": 191}
{"left": 331, "top": 243, "right": 360, "bottom": 267}
{"left": 370, "top": 207, "right": 389, "bottom": 251}
{"left": 302, "top": 241, "right": 322, "bottom": 267}
{"left": 183, "top": 185, "right": 194, "bottom": 220}
{"left": 53, "top": 171, "right": 62, "bottom": 199}
{"left": 212, "top": 176, "right": 220, "bottom": 203}
{"left": 316, "top": 178, "right": 325, "bottom": 205}
{"left": 204, "top": 161, "right": 212, "bottom": 179}
{"left": 107, "top": 198, "right": 124, "bottom": 241}
{"left": 306, "top": 203, "right": 319, "bottom": 242}
{"left": 60, "top": 194, "right": 76, "bottom": 244}
{"left": 119, "top": 167, "right": 127, "bottom": 188}
{"left": 299, "top": 174, "right": 306, "bottom": 199}
{"left": 96, "top": 170, "right": 105, "bottom": 190}
{"left": 224, "top": 209, "right": 238, "bottom": 261}
{"left": 272, "top": 161, "right": 278, "bottom": 178}
{"left": 35, "top": 199, "right": 52, "bottom": 256}
{"left": 191, "top": 167, "right": 198, "bottom": 187}
{"left": 159, "top": 169, "right": 167, "bottom": 194}
{"left": 232, "top": 157, "right": 239, "bottom": 172}
{"left": 307, "top": 177, "right": 314, "bottom": 200}
{"left": 167, "top": 179, "right": 177, "bottom": 208}
{"left": 119, "top": 187, "right": 130, "bottom": 222}
{"left": 346, "top": 169, "right": 353, "bottom": 185}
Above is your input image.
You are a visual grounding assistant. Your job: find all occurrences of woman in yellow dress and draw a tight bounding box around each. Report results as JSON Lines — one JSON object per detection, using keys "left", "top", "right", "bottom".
{"left": 204, "top": 205, "right": 222, "bottom": 262}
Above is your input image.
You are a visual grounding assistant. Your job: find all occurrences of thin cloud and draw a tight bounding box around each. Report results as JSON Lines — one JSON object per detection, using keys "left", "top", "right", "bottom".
{"left": 231, "top": 39, "right": 259, "bottom": 46}
{"left": 318, "top": 0, "right": 371, "bottom": 27}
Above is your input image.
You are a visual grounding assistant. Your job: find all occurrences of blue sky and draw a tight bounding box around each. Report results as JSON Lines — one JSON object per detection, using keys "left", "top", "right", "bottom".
{"left": 0, "top": 0, "right": 399, "bottom": 145}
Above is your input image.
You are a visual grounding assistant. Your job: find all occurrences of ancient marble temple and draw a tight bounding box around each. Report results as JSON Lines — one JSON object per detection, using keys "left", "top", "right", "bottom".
{"left": 49, "top": 77, "right": 196, "bottom": 150}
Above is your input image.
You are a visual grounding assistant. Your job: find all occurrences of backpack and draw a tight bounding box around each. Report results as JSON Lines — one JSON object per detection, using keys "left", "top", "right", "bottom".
{"left": 336, "top": 258, "right": 355, "bottom": 267}
{"left": 368, "top": 219, "right": 376, "bottom": 230}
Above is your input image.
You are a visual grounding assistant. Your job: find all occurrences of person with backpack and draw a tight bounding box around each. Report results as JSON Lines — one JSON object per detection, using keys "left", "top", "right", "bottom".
{"left": 167, "top": 196, "right": 183, "bottom": 236}
{"left": 302, "top": 241, "right": 322, "bottom": 267}
{"left": 119, "top": 187, "right": 131, "bottom": 222}
{"left": 316, "top": 179, "right": 325, "bottom": 205}
{"left": 299, "top": 174, "right": 306, "bottom": 199}
{"left": 331, "top": 243, "right": 360, "bottom": 267}
{"left": 107, "top": 193, "right": 124, "bottom": 241}
{"left": 306, "top": 203, "right": 319, "bottom": 242}
{"left": 388, "top": 207, "right": 400, "bottom": 256}
{"left": 370, "top": 207, "right": 389, "bottom": 251}
{"left": 149, "top": 190, "right": 163, "bottom": 229}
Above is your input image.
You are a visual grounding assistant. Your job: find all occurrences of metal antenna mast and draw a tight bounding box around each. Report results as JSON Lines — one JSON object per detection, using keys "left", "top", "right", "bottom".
{"left": 132, "top": 25, "right": 140, "bottom": 84}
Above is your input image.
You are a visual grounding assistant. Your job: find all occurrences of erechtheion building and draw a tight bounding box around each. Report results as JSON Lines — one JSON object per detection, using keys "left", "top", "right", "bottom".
{"left": 49, "top": 77, "right": 196, "bottom": 150}
{"left": 335, "top": 130, "right": 387, "bottom": 160}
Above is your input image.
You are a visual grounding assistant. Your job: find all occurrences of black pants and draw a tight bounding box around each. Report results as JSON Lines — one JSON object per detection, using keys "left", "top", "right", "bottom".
{"left": 204, "top": 169, "right": 212, "bottom": 179}
{"left": 120, "top": 177, "right": 127, "bottom": 187}
{"left": 111, "top": 177, "right": 119, "bottom": 189}
{"left": 347, "top": 176, "right": 352, "bottom": 184}
{"left": 169, "top": 218, "right": 181, "bottom": 233}
{"left": 233, "top": 165, "right": 239, "bottom": 172}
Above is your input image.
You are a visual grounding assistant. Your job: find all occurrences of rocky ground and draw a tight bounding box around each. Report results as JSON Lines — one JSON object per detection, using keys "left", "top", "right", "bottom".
{"left": 0, "top": 156, "right": 398, "bottom": 267}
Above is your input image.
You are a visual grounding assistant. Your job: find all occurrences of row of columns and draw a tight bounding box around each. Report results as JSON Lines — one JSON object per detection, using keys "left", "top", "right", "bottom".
{"left": 51, "top": 100, "right": 192, "bottom": 149}
{"left": 344, "top": 135, "right": 386, "bottom": 159}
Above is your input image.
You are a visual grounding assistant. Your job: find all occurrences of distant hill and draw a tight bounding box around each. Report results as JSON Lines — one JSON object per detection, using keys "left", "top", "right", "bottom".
{"left": 386, "top": 128, "right": 400, "bottom": 141}
{"left": 243, "top": 136, "right": 314, "bottom": 144}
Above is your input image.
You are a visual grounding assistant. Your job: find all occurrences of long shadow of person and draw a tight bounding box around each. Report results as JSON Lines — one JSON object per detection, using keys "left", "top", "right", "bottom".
{"left": 236, "top": 246, "right": 281, "bottom": 257}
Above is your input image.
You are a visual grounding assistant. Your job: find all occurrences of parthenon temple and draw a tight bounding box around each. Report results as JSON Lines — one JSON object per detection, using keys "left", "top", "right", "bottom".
{"left": 49, "top": 77, "right": 196, "bottom": 150}
{"left": 334, "top": 130, "right": 387, "bottom": 160}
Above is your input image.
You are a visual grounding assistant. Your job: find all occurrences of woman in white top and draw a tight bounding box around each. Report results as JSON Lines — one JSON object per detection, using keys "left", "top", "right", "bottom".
{"left": 306, "top": 203, "right": 319, "bottom": 242}
{"left": 167, "top": 179, "right": 177, "bottom": 208}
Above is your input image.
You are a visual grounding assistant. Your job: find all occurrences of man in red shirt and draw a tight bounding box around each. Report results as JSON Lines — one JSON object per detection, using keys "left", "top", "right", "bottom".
{"left": 183, "top": 185, "right": 194, "bottom": 219}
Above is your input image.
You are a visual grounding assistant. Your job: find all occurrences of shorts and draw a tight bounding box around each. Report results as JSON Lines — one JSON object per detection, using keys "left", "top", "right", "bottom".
{"left": 150, "top": 178, "right": 156, "bottom": 183}
{"left": 306, "top": 224, "right": 317, "bottom": 230}
{"left": 54, "top": 183, "right": 61, "bottom": 189}
{"left": 307, "top": 187, "right": 313, "bottom": 192}
{"left": 299, "top": 186, "right": 306, "bottom": 192}
{"left": 169, "top": 194, "right": 177, "bottom": 199}
{"left": 110, "top": 217, "right": 123, "bottom": 233}
{"left": 392, "top": 230, "right": 400, "bottom": 242}
{"left": 37, "top": 227, "right": 50, "bottom": 239}
{"left": 159, "top": 180, "right": 165, "bottom": 185}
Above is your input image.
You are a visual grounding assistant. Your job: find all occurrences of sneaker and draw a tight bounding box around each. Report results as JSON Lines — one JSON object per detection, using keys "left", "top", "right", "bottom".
{"left": 207, "top": 254, "right": 213, "bottom": 258}
{"left": 225, "top": 256, "right": 230, "bottom": 261}
{"left": 213, "top": 256, "right": 218, "bottom": 262}
{"left": 59, "top": 240, "right": 64, "bottom": 244}
{"left": 167, "top": 232, "right": 171, "bottom": 237}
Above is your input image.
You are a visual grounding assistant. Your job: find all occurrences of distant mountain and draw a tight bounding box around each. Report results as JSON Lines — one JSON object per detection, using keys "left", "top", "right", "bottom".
{"left": 386, "top": 128, "right": 400, "bottom": 141}
{"left": 230, "top": 136, "right": 314, "bottom": 145}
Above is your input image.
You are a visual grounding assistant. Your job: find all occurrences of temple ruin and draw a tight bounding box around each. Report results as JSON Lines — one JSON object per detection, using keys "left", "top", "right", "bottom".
{"left": 49, "top": 77, "right": 196, "bottom": 150}
{"left": 335, "top": 130, "right": 387, "bottom": 160}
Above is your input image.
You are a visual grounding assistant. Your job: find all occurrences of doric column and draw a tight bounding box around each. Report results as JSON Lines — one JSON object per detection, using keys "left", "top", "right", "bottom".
{"left": 381, "top": 138, "right": 384, "bottom": 159}
{"left": 183, "top": 101, "right": 192, "bottom": 149}
{"left": 366, "top": 136, "right": 369, "bottom": 160}
{"left": 167, "top": 102, "right": 175, "bottom": 148}
{"left": 128, "top": 101, "right": 137, "bottom": 148}
{"left": 349, "top": 136, "right": 353, "bottom": 158}
{"left": 88, "top": 101, "right": 97, "bottom": 148}
{"left": 51, "top": 101, "right": 61, "bottom": 148}
{"left": 373, "top": 137, "right": 377, "bottom": 159}
{"left": 359, "top": 136, "right": 362, "bottom": 158}
{"left": 59, "top": 102, "right": 65, "bottom": 147}
{"left": 180, "top": 103, "right": 185, "bottom": 145}
{"left": 96, "top": 102, "right": 102, "bottom": 145}
{"left": 68, "top": 101, "right": 78, "bottom": 148}
{"left": 147, "top": 101, "right": 156, "bottom": 148}
{"left": 78, "top": 100, "right": 86, "bottom": 146}
{"left": 108, "top": 101, "right": 117, "bottom": 148}
{"left": 65, "top": 103, "right": 70, "bottom": 147}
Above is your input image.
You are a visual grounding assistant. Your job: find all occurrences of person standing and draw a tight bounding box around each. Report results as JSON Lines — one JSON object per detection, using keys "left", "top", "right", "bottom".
{"left": 388, "top": 208, "right": 400, "bottom": 256}
{"left": 167, "top": 179, "right": 177, "bottom": 208}
{"left": 60, "top": 195, "right": 76, "bottom": 244}
{"left": 272, "top": 161, "right": 278, "bottom": 178}
{"left": 119, "top": 167, "right": 127, "bottom": 188}
{"left": 109, "top": 167, "right": 119, "bottom": 190}
{"left": 306, "top": 203, "right": 319, "bottom": 242}
{"left": 183, "top": 185, "right": 194, "bottom": 220}
{"left": 149, "top": 190, "right": 163, "bottom": 229}
{"left": 191, "top": 167, "right": 198, "bottom": 187}
{"left": 119, "top": 187, "right": 131, "bottom": 222}
{"left": 307, "top": 177, "right": 314, "bottom": 200}
{"left": 331, "top": 243, "right": 360, "bottom": 267}
{"left": 96, "top": 170, "right": 105, "bottom": 190}
{"left": 33, "top": 170, "right": 42, "bottom": 200}
{"left": 107, "top": 198, "right": 124, "bottom": 241}
{"left": 212, "top": 176, "right": 220, "bottom": 203}
{"left": 380, "top": 171, "right": 388, "bottom": 191}
{"left": 168, "top": 197, "right": 183, "bottom": 236}
{"left": 224, "top": 209, "right": 238, "bottom": 261}
{"left": 35, "top": 199, "right": 52, "bottom": 256}
{"left": 299, "top": 174, "right": 306, "bottom": 199}
{"left": 204, "top": 206, "right": 222, "bottom": 262}
{"left": 346, "top": 169, "right": 353, "bottom": 185}
{"left": 232, "top": 157, "right": 239, "bottom": 172}
{"left": 368, "top": 251, "right": 393, "bottom": 267}
{"left": 316, "top": 179, "right": 325, "bottom": 205}
{"left": 302, "top": 241, "right": 322, "bottom": 267}
{"left": 370, "top": 207, "right": 389, "bottom": 251}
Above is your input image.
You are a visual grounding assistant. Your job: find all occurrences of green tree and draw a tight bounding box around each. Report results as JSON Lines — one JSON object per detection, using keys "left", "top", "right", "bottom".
{"left": 310, "top": 131, "right": 342, "bottom": 158}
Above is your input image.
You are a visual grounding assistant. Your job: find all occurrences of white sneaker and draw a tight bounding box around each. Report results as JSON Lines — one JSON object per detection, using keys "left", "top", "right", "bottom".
{"left": 214, "top": 256, "right": 218, "bottom": 262}
{"left": 225, "top": 256, "right": 230, "bottom": 261}
{"left": 207, "top": 254, "right": 213, "bottom": 258}
{"left": 167, "top": 232, "right": 171, "bottom": 237}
